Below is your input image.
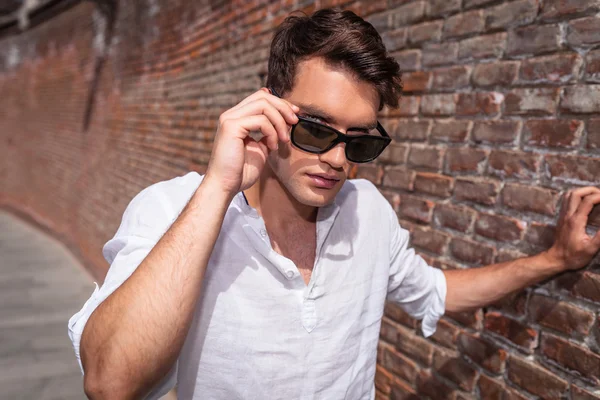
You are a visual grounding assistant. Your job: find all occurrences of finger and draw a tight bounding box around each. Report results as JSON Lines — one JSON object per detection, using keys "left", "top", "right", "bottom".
{"left": 568, "top": 187, "right": 600, "bottom": 217}
{"left": 574, "top": 192, "right": 600, "bottom": 221}
{"left": 233, "top": 88, "right": 300, "bottom": 114}
{"left": 223, "top": 98, "right": 296, "bottom": 142}
{"left": 237, "top": 114, "right": 279, "bottom": 150}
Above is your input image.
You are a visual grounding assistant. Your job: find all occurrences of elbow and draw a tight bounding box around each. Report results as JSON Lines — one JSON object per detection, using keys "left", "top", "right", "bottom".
{"left": 83, "top": 370, "right": 134, "bottom": 400}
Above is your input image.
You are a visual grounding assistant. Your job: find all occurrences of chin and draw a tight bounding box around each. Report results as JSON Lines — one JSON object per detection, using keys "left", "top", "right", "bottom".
{"left": 289, "top": 182, "right": 344, "bottom": 207}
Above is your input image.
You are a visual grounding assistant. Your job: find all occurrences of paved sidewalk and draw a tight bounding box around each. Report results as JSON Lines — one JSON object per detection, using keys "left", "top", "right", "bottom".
{"left": 0, "top": 210, "right": 94, "bottom": 399}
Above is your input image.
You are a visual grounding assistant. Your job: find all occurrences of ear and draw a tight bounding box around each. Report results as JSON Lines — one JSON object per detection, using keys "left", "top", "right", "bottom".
{"left": 261, "top": 87, "right": 270, "bottom": 94}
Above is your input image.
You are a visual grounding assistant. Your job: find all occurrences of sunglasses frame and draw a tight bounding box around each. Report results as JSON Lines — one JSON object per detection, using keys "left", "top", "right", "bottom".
{"left": 269, "top": 87, "right": 392, "bottom": 163}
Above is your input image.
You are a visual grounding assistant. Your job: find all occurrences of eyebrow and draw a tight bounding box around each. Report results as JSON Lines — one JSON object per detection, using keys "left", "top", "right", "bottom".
{"left": 296, "top": 103, "right": 378, "bottom": 131}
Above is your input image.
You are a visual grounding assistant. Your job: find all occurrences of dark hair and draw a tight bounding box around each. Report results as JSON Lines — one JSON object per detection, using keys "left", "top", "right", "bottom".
{"left": 266, "top": 8, "right": 403, "bottom": 110}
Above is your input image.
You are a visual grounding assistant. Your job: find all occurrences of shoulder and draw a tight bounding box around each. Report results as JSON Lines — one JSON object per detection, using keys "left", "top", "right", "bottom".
{"left": 114, "top": 171, "right": 204, "bottom": 237}
{"left": 338, "top": 178, "right": 391, "bottom": 209}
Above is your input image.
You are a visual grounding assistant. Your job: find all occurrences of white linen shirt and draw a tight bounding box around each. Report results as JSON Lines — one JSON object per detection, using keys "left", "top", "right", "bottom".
{"left": 68, "top": 171, "right": 446, "bottom": 400}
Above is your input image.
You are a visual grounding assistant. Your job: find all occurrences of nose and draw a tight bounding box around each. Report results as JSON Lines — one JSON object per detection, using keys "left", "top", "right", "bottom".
{"left": 318, "top": 142, "right": 347, "bottom": 169}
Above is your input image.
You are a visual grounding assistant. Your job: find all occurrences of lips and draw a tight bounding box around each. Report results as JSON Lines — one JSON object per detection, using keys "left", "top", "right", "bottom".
{"left": 306, "top": 173, "right": 341, "bottom": 189}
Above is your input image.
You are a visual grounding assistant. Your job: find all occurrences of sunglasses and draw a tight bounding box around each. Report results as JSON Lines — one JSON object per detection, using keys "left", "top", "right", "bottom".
{"left": 269, "top": 88, "right": 392, "bottom": 163}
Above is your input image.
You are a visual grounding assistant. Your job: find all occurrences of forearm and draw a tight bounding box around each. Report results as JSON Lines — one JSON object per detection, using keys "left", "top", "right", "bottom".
{"left": 81, "top": 179, "right": 233, "bottom": 399}
{"left": 443, "top": 251, "right": 565, "bottom": 313}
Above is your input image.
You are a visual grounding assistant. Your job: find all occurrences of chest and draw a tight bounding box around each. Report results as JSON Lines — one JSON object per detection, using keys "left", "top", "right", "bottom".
{"left": 269, "top": 228, "right": 317, "bottom": 285}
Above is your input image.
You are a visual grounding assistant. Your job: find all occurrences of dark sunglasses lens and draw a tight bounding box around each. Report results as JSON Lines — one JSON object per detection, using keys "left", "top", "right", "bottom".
{"left": 346, "top": 137, "right": 387, "bottom": 162}
{"left": 293, "top": 120, "right": 337, "bottom": 152}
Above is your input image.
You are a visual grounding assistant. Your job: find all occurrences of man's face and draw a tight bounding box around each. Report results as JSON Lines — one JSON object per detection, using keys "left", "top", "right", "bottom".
{"left": 267, "top": 57, "right": 380, "bottom": 207}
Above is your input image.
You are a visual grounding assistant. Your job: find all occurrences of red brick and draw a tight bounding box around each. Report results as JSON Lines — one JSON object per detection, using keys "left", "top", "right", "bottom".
{"left": 395, "top": 96, "right": 421, "bottom": 117}
{"left": 464, "top": 0, "right": 497, "bottom": 7}
{"left": 445, "top": 147, "right": 488, "bottom": 174}
{"left": 398, "top": 194, "right": 434, "bottom": 223}
{"left": 422, "top": 42, "right": 459, "bottom": 67}
{"left": 507, "top": 24, "right": 562, "bottom": 56}
{"left": 447, "top": 309, "right": 485, "bottom": 329}
{"left": 528, "top": 294, "right": 595, "bottom": 336}
{"left": 585, "top": 49, "right": 600, "bottom": 82}
{"left": 567, "top": 16, "right": 600, "bottom": 46}
{"left": 488, "top": 150, "right": 539, "bottom": 179}
{"left": 449, "top": 237, "right": 495, "bottom": 266}
{"left": 475, "top": 213, "right": 525, "bottom": 242}
{"left": 383, "top": 166, "right": 414, "bottom": 190}
{"left": 433, "top": 204, "right": 474, "bottom": 232}
{"left": 555, "top": 270, "right": 600, "bottom": 303}
{"left": 396, "top": 325, "right": 435, "bottom": 366}
{"left": 458, "top": 32, "right": 507, "bottom": 60}
{"left": 431, "top": 65, "right": 471, "bottom": 91}
{"left": 473, "top": 120, "right": 521, "bottom": 144}
{"left": 541, "top": 334, "right": 600, "bottom": 384}
{"left": 408, "top": 20, "right": 443, "bottom": 44}
{"left": 477, "top": 374, "right": 506, "bottom": 400}
{"left": 485, "top": 0, "right": 540, "bottom": 29}
{"left": 505, "top": 87, "right": 560, "bottom": 115}
{"left": 391, "top": 1, "right": 426, "bottom": 27}
{"left": 561, "top": 85, "right": 600, "bottom": 113}
{"left": 375, "top": 365, "right": 394, "bottom": 395}
{"left": 410, "top": 226, "right": 450, "bottom": 256}
{"left": 485, "top": 312, "right": 538, "bottom": 351}
{"left": 414, "top": 172, "right": 453, "bottom": 198}
{"left": 382, "top": 346, "right": 420, "bottom": 383}
{"left": 507, "top": 355, "right": 569, "bottom": 399}
{"left": 430, "top": 120, "right": 471, "bottom": 143}
{"left": 541, "top": 0, "right": 600, "bottom": 20}
{"left": 379, "top": 143, "right": 409, "bottom": 164}
{"left": 456, "top": 92, "right": 503, "bottom": 116}
{"left": 523, "top": 119, "right": 583, "bottom": 148}
{"left": 366, "top": 11, "right": 391, "bottom": 33}
{"left": 420, "top": 94, "right": 456, "bottom": 116}
{"left": 501, "top": 183, "right": 559, "bottom": 216}
{"left": 401, "top": 71, "right": 431, "bottom": 93}
{"left": 458, "top": 332, "right": 508, "bottom": 373}
{"left": 519, "top": 53, "right": 583, "bottom": 84}
{"left": 392, "top": 49, "right": 421, "bottom": 71}
{"left": 416, "top": 369, "right": 456, "bottom": 400}
{"left": 394, "top": 120, "right": 431, "bottom": 141}
{"left": 408, "top": 145, "right": 444, "bottom": 170}
{"left": 522, "top": 222, "right": 556, "bottom": 252}
{"left": 356, "top": 164, "right": 384, "bottom": 185}
{"left": 571, "top": 385, "right": 600, "bottom": 400}
{"left": 381, "top": 28, "right": 408, "bottom": 52}
{"left": 385, "top": 301, "right": 418, "bottom": 329}
{"left": 472, "top": 61, "right": 519, "bottom": 87}
{"left": 426, "top": 0, "right": 461, "bottom": 17}
{"left": 490, "top": 290, "right": 528, "bottom": 316}
{"left": 430, "top": 318, "right": 460, "bottom": 349}
{"left": 454, "top": 177, "right": 500, "bottom": 206}
{"left": 432, "top": 348, "right": 479, "bottom": 391}
{"left": 380, "top": 317, "right": 401, "bottom": 345}
{"left": 443, "top": 10, "right": 484, "bottom": 39}
{"left": 587, "top": 119, "right": 600, "bottom": 149}
{"left": 545, "top": 154, "right": 600, "bottom": 184}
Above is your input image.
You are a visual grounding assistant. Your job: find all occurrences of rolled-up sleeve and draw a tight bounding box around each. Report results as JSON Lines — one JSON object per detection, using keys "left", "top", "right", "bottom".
{"left": 67, "top": 184, "right": 178, "bottom": 399}
{"left": 386, "top": 205, "right": 447, "bottom": 337}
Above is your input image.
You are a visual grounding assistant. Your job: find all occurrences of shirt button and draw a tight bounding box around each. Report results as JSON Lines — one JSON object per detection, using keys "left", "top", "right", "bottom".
{"left": 260, "top": 229, "right": 267, "bottom": 237}
{"left": 286, "top": 271, "right": 294, "bottom": 278}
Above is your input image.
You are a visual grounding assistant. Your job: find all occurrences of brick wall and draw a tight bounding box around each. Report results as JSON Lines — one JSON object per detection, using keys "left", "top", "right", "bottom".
{"left": 1, "top": 0, "right": 599, "bottom": 398}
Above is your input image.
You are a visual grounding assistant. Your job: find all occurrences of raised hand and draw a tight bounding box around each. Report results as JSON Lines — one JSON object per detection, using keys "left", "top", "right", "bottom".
{"left": 204, "top": 88, "right": 299, "bottom": 196}
{"left": 548, "top": 186, "right": 600, "bottom": 270}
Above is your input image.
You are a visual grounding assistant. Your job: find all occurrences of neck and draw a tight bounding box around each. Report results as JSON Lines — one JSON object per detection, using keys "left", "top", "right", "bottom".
{"left": 244, "top": 166, "right": 318, "bottom": 228}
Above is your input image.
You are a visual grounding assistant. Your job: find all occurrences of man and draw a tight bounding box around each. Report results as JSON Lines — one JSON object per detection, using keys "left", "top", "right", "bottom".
{"left": 68, "top": 8, "right": 600, "bottom": 400}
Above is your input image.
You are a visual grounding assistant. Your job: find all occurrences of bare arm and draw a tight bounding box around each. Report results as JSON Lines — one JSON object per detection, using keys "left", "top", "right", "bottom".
{"left": 444, "top": 187, "right": 600, "bottom": 313}
{"left": 81, "top": 180, "right": 233, "bottom": 399}
{"left": 80, "top": 89, "right": 299, "bottom": 399}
